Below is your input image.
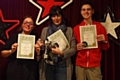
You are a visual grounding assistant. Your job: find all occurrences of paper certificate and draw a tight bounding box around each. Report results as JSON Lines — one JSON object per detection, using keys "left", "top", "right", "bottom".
{"left": 17, "top": 34, "right": 35, "bottom": 59}
{"left": 80, "top": 25, "right": 98, "bottom": 49}
{"left": 47, "top": 29, "right": 70, "bottom": 51}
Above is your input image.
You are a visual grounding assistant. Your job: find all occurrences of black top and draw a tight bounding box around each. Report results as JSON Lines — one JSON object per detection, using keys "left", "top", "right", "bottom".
{"left": 1, "top": 34, "right": 38, "bottom": 80}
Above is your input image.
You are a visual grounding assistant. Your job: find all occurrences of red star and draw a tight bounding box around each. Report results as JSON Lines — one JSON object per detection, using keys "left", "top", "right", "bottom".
{"left": 37, "top": 0, "right": 64, "bottom": 18}
{"left": 0, "top": 10, "right": 20, "bottom": 45}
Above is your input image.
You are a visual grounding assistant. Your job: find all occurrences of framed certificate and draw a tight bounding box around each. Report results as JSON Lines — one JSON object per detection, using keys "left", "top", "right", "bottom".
{"left": 80, "top": 25, "right": 98, "bottom": 49}
{"left": 47, "top": 29, "right": 70, "bottom": 51}
{"left": 17, "top": 34, "right": 35, "bottom": 59}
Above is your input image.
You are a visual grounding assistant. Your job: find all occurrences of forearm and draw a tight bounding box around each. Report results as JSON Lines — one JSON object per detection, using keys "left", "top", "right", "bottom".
{"left": 35, "top": 48, "right": 42, "bottom": 62}
{"left": 36, "top": 51, "right": 41, "bottom": 62}
{"left": 1, "top": 50, "right": 13, "bottom": 57}
{"left": 36, "top": 55, "right": 41, "bottom": 62}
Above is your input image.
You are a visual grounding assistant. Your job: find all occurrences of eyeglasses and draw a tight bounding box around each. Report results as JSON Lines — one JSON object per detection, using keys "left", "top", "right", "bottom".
{"left": 23, "top": 22, "right": 34, "bottom": 25}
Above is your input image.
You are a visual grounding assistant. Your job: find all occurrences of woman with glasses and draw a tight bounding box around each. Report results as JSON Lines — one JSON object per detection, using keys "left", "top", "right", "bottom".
{"left": 0, "top": 16, "right": 40, "bottom": 80}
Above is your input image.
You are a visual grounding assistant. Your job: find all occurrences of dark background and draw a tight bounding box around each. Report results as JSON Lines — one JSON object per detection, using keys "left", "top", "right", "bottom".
{"left": 0, "top": 0, "right": 120, "bottom": 80}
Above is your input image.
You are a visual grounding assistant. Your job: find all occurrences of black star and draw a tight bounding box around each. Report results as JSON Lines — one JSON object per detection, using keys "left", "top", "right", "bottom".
{"left": 0, "top": 10, "right": 20, "bottom": 45}
{"left": 100, "top": 6, "right": 120, "bottom": 46}
{"left": 0, "top": 22, "right": 12, "bottom": 41}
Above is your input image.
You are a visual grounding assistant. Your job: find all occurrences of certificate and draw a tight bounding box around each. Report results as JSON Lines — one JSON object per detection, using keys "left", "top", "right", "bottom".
{"left": 80, "top": 25, "right": 98, "bottom": 49}
{"left": 47, "top": 29, "right": 70, "bottom": 51}
{"left": 17, "top": 34, "right": 35, "bottom": 59}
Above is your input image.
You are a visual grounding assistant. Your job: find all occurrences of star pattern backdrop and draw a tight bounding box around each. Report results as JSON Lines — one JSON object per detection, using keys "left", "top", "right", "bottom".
{"left": 0, "top": 10, "right": 20, "bottom": 45}
{"left": 0, "top": 0, "right": 120, "bottom": 80}
{"left": 100, "top": 6, "right": 120, "bottom": 45}
{"left": 99, "top": 6, "right": 120, "bottom": 80}
{"left": 101, "top": 13, "right": 120, "bottom": 39}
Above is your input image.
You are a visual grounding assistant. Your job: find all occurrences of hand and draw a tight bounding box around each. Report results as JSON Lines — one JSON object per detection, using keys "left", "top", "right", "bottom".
{"left": 51, "top": 46, "right": 63, "bottom": 55}
{"left": 11, "top": 43, "right": 18, "bottom": 53}
{"left": 36, "top": 38, "right": 44, "bottom": 47}
{"left": 97, "top": 34, "right": 106, "bottom": 42}
{"left": 77, "top": 43, "right": 84, "bottom": 50}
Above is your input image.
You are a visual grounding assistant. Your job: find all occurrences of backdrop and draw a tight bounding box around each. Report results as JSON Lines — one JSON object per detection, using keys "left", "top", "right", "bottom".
{"left": 0, "top": 0, "right": 120, "bottom": 80}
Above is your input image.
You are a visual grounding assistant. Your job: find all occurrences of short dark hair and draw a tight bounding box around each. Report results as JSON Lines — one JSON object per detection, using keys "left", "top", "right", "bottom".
{"left": 49, "top": 6, "right": 67, "bottom": 25}
{"left": 80, "top": 1, "right": 96, "bottom": 20}
{"left": 80, "top": 1, "right": 94, "bottom": 10}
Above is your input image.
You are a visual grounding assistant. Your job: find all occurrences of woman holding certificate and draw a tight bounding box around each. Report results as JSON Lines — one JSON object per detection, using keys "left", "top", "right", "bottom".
{"left": 73, "top": 1, "right": 110, "bottom": 80}
{"left": 37, "top": 6, "right": 76, "bottom": 80}
{"left": 0, "top": 16, "right": 40, "bottom": 80}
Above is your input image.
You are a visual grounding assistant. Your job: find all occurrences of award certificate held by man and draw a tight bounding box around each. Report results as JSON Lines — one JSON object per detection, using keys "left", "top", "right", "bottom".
{"left": 17, "top": 34, "right": 35, "bottom": 59}
{"left": 80, "top": 25, "right": 98, "bottom": 49}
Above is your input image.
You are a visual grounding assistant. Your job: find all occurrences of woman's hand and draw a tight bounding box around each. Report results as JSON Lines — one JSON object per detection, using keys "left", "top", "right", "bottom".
{"left": 51, "top": 46, "right": 63, "bottom": 55}
{"left": 36, "top": 38, "right": 44, "bottom": 47}
{"left": 10, "top": 43, "right": 18, "bottom": 54}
